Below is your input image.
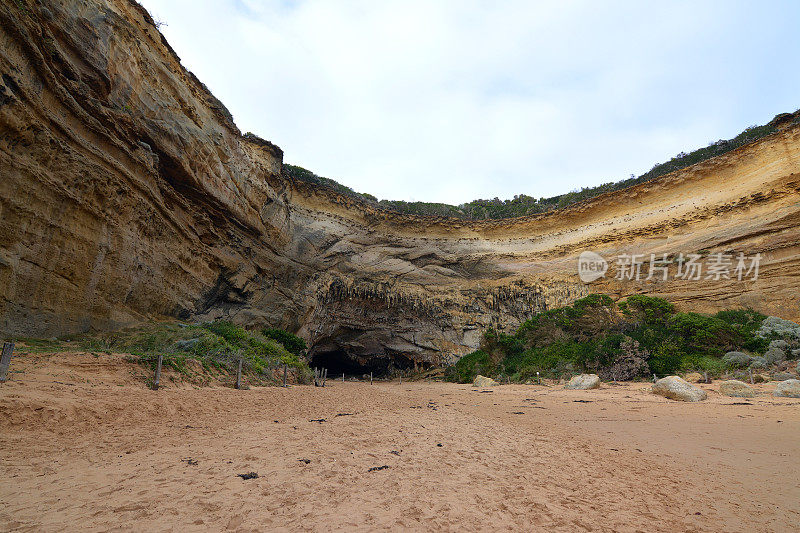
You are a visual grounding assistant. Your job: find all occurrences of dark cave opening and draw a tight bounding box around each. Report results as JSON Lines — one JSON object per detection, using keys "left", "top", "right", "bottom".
{"left": 308, "top": 349, "right": 429, "bottom": 378}
{"left": 309, "top": 349, "right": 391, "bottom": 377}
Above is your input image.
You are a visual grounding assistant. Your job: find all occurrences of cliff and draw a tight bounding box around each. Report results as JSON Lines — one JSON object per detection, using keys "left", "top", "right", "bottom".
{"left": 1, "top": 0, "right": 799, "bottom": 373}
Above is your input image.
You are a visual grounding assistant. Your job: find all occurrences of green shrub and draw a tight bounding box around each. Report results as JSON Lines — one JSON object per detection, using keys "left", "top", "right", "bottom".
{"left": 444, "top": 350, "right": 494, "bottom": 383}
{"left": 445, "top": 294, "right": 774, "bottom": 382}
{"left": 76, "top": 321, "right": 311, "bottom": 383}
{"left": 621, "top": 295, "right": 674, "bottom": 324}
{"left": 262, "top": 328, "right": 307, "bottom": 356}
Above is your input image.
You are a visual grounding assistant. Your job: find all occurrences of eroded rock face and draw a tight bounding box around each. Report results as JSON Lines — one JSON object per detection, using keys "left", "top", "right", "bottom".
{"left": 2, "top": 0, "right": 800, "bottom": 372}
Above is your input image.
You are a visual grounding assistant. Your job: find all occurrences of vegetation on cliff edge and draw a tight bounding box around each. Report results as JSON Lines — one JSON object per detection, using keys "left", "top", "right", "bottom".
{"left": 285, "top": 111, "right": 799, "bottom": 220}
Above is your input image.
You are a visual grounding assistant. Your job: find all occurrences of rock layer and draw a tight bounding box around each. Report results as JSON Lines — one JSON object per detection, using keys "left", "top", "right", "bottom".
{"left": 1, "top": 0, "right": 800, "bottom": 372}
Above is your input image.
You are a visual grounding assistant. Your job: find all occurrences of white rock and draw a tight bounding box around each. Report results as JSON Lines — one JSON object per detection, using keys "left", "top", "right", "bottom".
{"left": 473, "top": 375, "right": 498, "bottom": 387}
{"left": 719, "top": 380, "right": 756, "bottom": 398}
{"left": 565, "top": 374, "right": 601, "bottom": 390}
{"left": 773, "top": 379, "right": 800, "bottom": 398}
{"left": 652, "top": 376, "right": 707, "bottom": 402}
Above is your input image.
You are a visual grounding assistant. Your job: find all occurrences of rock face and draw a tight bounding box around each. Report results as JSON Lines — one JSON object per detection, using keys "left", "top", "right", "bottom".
{"left": 719, "top": 380, "right": 756, "bottom": 398}
{"left": 2, "top": 0, "right": 800, "bottom": 374}
{"left": 773, "top": 379, "right": 800, "bottom": 398}
{"left": 652, "top": 376, "right": 708, "bottom": 402}
{"left": 565, "top": 374, "right": 601, "bottom": 390}
{"left": 473, "top": 375, "right": 498, "bottom": 387}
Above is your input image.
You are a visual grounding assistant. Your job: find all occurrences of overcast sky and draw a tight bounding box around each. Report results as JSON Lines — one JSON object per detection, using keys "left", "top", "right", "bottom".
{"left": 139, "top": 0, "right": 800, "bottom": 204}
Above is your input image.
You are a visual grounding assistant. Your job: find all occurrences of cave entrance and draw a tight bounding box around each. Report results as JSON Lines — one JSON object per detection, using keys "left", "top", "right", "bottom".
{"left": 308, "top": 349, "right": 391, "bottom": 377}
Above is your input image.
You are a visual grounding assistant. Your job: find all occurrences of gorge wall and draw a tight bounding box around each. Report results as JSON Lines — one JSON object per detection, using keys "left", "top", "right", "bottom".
{"left": 1, "top": 0, "right": 799, "bottom": 373}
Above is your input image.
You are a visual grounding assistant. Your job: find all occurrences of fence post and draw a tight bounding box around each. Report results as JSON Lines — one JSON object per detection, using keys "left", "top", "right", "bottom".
{"left": 0, "top": 342, "right": 15, "bottom": 383}
{"left": 314, "top": 367, "right": 319, "bottom": 386}
{"left": 153, "top": 353, "right": 163, "bottom": 390}
{"left": 322, "top": 368, "right": 327, "bottom": 387}
{"left": 370, "top": 372, "right": 373, "bottom": 385}
{"left": 235, "top": 357, "right": 243, "bottom": 389}
{"left": 283, "top": 364, "right": 288, "bottom": 387}
{"left": 342, "top": 372, "right": 345, "bottom": 383}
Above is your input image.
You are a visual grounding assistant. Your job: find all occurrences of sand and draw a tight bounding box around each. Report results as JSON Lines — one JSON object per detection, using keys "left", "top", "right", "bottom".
{"left": 1, "top": 352, "right": 799, "bottom": 532}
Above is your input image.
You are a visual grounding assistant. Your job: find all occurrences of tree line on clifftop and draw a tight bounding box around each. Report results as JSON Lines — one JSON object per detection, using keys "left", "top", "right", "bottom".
{"left": 284, "top": 111, "right": 799, "bottom": 220}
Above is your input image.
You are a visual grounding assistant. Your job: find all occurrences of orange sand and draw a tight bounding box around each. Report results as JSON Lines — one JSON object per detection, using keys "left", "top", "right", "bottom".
{"left": 0, "top": 352, "right": 798, "bottom": 532}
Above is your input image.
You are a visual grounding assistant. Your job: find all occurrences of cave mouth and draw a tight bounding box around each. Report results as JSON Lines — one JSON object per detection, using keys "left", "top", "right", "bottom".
{"left": 309, "top": 349, "right": 392, "bottom": 377}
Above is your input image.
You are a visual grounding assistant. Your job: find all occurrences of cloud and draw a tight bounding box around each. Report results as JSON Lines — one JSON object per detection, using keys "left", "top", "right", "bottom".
{"left": 139, "top": 0, "right": 800, "bottom": 203}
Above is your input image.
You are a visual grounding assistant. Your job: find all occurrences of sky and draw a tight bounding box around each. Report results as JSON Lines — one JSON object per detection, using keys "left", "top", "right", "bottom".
{"left": 139, "top": 0, "right": 800, "bottom": 204}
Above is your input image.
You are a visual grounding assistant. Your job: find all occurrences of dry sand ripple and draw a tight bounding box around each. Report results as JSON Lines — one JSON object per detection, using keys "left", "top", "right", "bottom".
{"left": 0, "top": 353, "right": 798, "bottom": 531}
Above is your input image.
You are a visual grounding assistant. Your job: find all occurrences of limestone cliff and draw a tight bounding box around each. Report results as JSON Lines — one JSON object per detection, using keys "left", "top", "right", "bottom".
{"left": 1, "top": 0, "right": 799, "bottom": 373}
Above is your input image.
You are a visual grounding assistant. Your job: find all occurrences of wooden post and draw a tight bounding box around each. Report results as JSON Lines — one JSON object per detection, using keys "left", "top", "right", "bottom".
{"left": 342, "top": 372, "right": 345, "bottom": 383}
{"left": 370, "top": 372, "right": 373, "bottom": 385}
{"left": 748, "top": 368, "right": 753, "bottom": 385}
{"left": 153, "top": 353, "right": 163, "bottom": 390}
{"left": 322, "top": 368, "right": 327, "bottom": 387}
{"left": 235, "top": 357, "right": 243, "bottom": 389}
{"left": 653, "top": 374, "right": 657, "bottom": 383}
{"left": 314, "top": 367, "right": 319, "bottom": 387}
{"left": 705, "top": 371, "right": 709, "bottom": 384}
{"left": 536, "top": 371, "right": 540, "bottom": 385}
{"left": 0, "top": 342, "right": 14, "bottom": 383}
{"left": 283, "top": 364, "right": 288, "bottom": 387}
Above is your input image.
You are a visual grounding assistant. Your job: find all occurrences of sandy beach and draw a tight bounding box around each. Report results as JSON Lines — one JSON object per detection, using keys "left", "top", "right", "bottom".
{"left": 1, "top": 352, "right": 798, "bottom": 532}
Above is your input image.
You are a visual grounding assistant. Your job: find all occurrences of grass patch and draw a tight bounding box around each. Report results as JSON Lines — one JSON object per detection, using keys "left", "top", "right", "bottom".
{"left": 75, "top": 321, "right": 312, "bottom": 384}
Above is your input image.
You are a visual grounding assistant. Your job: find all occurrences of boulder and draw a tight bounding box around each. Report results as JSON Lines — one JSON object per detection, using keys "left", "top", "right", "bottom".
{"left": 652, "top": 376, "right": 707, "bottom": 402}
{"left": 722, "top": 351, "right": 751, "bottom": 367}
{"left": 772, "top": 372, "right": 795, "bottom": 382}
{"left": 764, "top": 347, "right": 786, "bottom": 365}
{"left": 773, "top": 379, "right": 800, "bottom": 398}
{"left": 565, "top": 374, "right": 601, "bottom": 390}
{"left": 473, "top": 375, "right": 498, "bottom": 387}
{"left": 684, "top": 372, "right": 703, "bottom": 383}
{"left": 749, "top": 356, "right": 767, "bottom": 369}
{"left": 719, "top": 380, "right": 756, "bottom": 398}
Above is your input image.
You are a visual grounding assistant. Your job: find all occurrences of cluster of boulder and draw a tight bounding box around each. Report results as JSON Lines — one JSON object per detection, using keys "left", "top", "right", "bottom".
{"left": 651, "top": 376, "right": 800, "bottom": 401}
{"left": 472, "top": 372, "right": 800, "bottom": 400}
{"left": 722, "top": 340, "right": 799, "bottom": 370}
{"left": 721, "top": 319, "right": 800, "bottom": 385}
